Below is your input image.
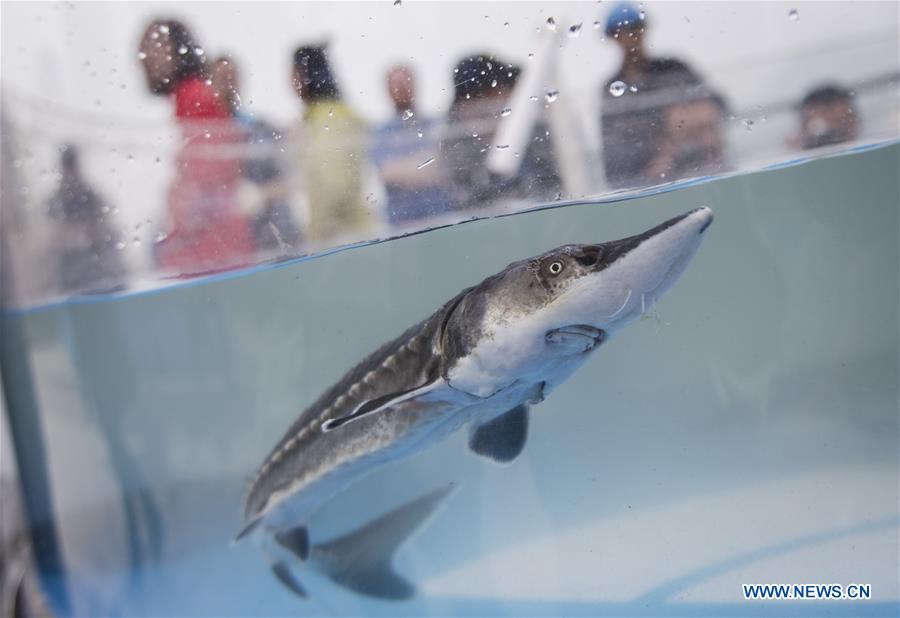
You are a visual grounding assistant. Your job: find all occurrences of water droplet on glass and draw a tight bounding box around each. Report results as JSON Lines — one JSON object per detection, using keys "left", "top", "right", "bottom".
{"left": 546, "top": 16, "right": 557, "bottom": 31}
{"left": 545, "top": 89, "right": 559, "bottom": 103}
{"left": 609, "top": 80, "right": 627, "bottom": 97}
{"left": 132, "top": 236, "right": 142, "bottom": 246}
{"left": 417, "top": 157, "right": 435, "bottom": 170}
{"left": 178, "top": 45, "right": 188, "bottom": 55}
{"left": 154, "top": 157, "right": 161, "bottom": 165}
{"left": 744, "top": 119, "right": 755, "bottom": 131}
{"left": 500, "top": 107, "right": 511, "bottom": 117}
{"left": 394, "top": 0, "right": 401, "bottom": 5}
{"left": 158, "top": 24, "right": 170, "bottom": 34}
{"left": 529, "top": 95, "right": 539, "bottom": 101}
{"left": 495, "top": 144, "right": 510, "bottom": 150}
{"left": 568, "top": 23, "right": 583, "bottom": 37}
{"left": 629, "top": 85, "right": 638, "bottom": 93}
{"left": 154, "top": 231, "right": 168, "bottom": 243}
{"left": 194, "top": 47, "right": 204, "bottom": 56}
{"left": 416, "top": 129, "right": 424, "bottom": 138}
{"left": 401, "top": 109, "right": 414, "bottom": 120}
{"left": 137, "top": 51, "right": 147, "bottom": 60}
{"left": 527, "top": 52, "right": 534, "bottom": 58}
{"left": 115, "top": 241, "right": 126, "bottom": 250}
{"left": 490, "top": 79, "right": 498, "bottom": 88}
{"left": 788, "top": 8, "right": 799, "bottom": 21}
{"left": 593, "top": 20, "right": 602, "bottom": 29}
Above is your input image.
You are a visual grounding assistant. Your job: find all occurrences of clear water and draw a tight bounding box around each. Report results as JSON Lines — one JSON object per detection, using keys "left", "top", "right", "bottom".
{"left": 2, "top": 145, "right": 898, "bottom": 616}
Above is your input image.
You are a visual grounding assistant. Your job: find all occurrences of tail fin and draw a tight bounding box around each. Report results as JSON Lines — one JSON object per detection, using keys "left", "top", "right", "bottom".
{"left": 311, "top": 484, "right": 456, "bottom": 600}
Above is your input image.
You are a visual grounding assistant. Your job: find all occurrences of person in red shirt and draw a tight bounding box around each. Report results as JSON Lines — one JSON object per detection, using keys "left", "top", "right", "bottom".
{"left": 139, "top": 19, "right": 255, "bottom": 277}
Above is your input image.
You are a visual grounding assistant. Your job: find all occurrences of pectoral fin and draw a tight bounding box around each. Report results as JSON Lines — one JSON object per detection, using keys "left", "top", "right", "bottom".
{"left": 275, "top": 526, "right": 310, "bottom": 562}
{"left": 321, "top": 378, "right": 446, "bottom": 432}
{"left": 271, "top": 561, "right": 307, "bottom": 597}
{"left": 468, "top": 404, "right": 529, "bottom": 463}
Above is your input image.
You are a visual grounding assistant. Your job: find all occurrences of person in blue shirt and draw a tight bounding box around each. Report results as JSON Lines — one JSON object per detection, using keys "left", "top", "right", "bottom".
{"left": 370, "top": 65, "right": 454, "bottom": 225}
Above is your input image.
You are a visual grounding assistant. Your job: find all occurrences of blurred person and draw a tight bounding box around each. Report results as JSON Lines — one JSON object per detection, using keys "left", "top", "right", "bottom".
{"left": 370, "top": 65, "right": 454, "bottom": 224}
{"left": 793, "top": 84, "right": 860, "bottom": 150}
{"left": 138, "top": 19, "right": 255, "bottom": 276}
{"left": 645, "top": 90, "right": 729, "bottom": 180}
{"left": 45, "top": 145, "right": 127, "bottom": 294}
{"left": 210, "top": 56, "right": 302, "bottom": 257}
{"left": 441, "top": 53, "right": 561, "bottom": 210}
{"left": 599, "top": 2, "right": 708, "bottom": 187}
{"left": 291, "top": 45, "right": 371, "bottom": 243}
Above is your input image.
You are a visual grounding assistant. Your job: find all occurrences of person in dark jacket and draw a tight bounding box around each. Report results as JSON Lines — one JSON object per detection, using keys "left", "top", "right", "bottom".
{"left": 599, "top": 2, "right": 714, "bottom": 187}
{"left": 794, "top": 84, "right": 860, "bottom": 150}
{"left": 46, "top": 145, "right": 127, "bottom": 294}
{"left": 441, "top": 53, "right": 561, "bottom": 210}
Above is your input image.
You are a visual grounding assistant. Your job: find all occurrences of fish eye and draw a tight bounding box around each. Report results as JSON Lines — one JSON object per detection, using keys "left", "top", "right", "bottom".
{"left": 548, "top": 260, "right": 564, "bottom": 275}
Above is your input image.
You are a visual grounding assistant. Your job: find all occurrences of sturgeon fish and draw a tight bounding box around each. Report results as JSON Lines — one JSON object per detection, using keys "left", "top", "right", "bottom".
{"left": 238, "top": 207, "right": 714, "bottom": 599}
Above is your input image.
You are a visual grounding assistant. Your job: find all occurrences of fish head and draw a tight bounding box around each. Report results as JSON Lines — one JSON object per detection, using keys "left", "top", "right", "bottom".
{"left": 442, "top": 208, "right": 713, "bottom": 397}
{"left": 537, "top": 206, "right": 714, "bottom": 337}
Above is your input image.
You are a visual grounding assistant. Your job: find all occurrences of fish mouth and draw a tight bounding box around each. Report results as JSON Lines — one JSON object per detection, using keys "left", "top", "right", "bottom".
{"left": 545, "top": 325, "right": 606, "bottom": 351}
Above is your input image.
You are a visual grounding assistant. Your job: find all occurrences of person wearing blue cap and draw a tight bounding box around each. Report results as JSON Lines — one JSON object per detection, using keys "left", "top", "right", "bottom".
{"left": 600, "top": 2, "right": 710, "bottom": 187}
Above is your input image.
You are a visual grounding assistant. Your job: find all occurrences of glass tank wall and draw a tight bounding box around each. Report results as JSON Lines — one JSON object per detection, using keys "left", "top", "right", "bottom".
{"left": 1, "top": 2, "right": 898, "bottom": 616}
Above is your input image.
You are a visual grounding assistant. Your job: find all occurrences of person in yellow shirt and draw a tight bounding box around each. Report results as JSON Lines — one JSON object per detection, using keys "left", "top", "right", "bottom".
{"left": 291, "top": 45, "right": 372, "bottom": 244}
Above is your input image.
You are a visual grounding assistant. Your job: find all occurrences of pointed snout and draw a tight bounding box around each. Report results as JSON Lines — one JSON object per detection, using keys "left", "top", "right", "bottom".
{"left": 642, "top": 207, "right": 714, "bottom": 245}
{"left": 690, "top": 207, "right": 714, "bottom": 234}
{"left": 594, "top": 207, "right": 713, "bottom": 268}
{"left": 623, "top": 206, "right": 713, "bottom": 296}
